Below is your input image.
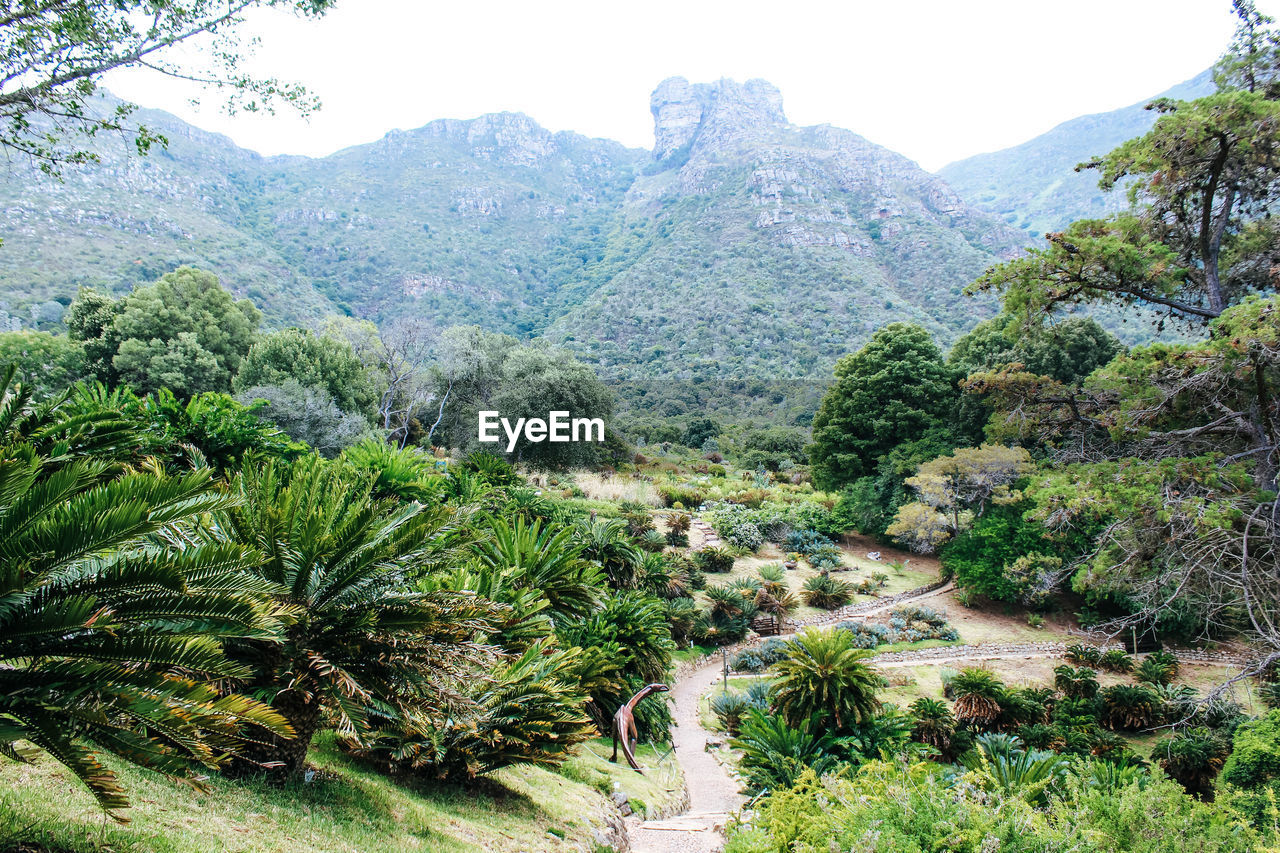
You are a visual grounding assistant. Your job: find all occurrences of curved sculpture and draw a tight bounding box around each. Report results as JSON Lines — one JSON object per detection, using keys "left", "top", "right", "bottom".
{"left": 611, "top": 682, "right": 670, "bottom": 772}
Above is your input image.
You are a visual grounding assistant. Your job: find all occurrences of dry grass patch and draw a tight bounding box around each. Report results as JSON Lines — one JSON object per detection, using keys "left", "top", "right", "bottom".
{"left": 574, "top": 472, "right": 661, "bottom": 506}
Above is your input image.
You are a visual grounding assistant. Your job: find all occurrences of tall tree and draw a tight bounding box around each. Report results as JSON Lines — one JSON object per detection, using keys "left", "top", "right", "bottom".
{"left": 809, "top": 323, "right": 957, "bottom": 490}
{"left": 234, "top": 328, "right": 376, "bottom": 416}
{"left": 70, "top": 267, "right": 262, "bottom": 396}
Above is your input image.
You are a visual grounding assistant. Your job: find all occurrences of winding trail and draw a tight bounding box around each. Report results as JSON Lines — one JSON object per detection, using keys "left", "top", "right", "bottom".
{"left": 626, "top": 571, "right": 955, "bottom": 851}
{"left": 627, "top": 658, "right": 744, "bottom": 853}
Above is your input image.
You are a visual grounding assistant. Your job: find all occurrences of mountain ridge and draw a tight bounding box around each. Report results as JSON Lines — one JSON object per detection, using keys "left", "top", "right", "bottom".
{"left": 0, "top": 73, "right": 1168, "bottom": 379}
{"left": 938, "top": 69, "right": 1217, "bottom": 236}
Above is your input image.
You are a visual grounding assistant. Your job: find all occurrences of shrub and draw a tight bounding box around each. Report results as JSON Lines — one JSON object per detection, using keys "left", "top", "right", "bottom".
{"left": 1064, "top": 643, "right": 1104, "bottom": 667}
{"left": 807, "top": 542, "right": 844, "bottom": 570}
{"left": 1100, "top": 649, "right": 1135, "bottom": 673}
{"left": 658, "top": 484, "right": 705, "bottom": 508}
{"left": 801, "top": 575, "right": 854, "bottom": 610}
{"left": 784, "top": 528, "right": 830, "bottom": 555}
{"left": 692, "top": 547, "right": 735, "bottom": 574}
{"left": 1136, "top": 654, "right": 1178, "bottom": 686}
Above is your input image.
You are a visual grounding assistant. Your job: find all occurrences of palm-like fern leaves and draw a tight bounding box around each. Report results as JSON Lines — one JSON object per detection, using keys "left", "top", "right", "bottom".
{"left": 770, "top": 628, "right": 881, "bottom": 733}
{"left": 220, "top": 455, "right": 499, "bottom": 775}
{"left": 470, "top": 517, "right": 603, "bottom": 620}
{"left": 0, "top": 449, "right": 289, "bottom": 819}
{"left": 345, "top": 641, "right": 596, "bottom": 780}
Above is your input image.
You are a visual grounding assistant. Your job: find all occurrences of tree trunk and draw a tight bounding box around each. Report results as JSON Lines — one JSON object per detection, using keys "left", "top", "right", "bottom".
{"left": 226, "top": 689, "right": 323, "bottom": 778}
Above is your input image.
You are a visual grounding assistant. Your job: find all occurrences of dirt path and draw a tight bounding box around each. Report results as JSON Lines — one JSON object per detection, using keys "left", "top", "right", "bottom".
{"left": 627, "top": 659, "right": 744, "bottom": 853}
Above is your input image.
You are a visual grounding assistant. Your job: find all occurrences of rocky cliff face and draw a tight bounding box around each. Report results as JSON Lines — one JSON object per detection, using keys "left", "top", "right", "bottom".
{"left": 544, "top": 78, "right": 1025, "bottom": 377}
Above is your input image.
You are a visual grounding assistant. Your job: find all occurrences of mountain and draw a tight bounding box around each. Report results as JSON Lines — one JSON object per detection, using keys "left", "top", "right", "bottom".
{"left": 938, "top": 70, "right": 1217, "bottom": 238}
{"left": 0, "top": 79, "right": 1026, "bottom": 378}
{"left": 545, "top": 78, "right": 1023, "bottom": 378}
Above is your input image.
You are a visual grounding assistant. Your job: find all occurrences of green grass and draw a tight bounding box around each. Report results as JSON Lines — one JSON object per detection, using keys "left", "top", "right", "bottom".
{"left": 559, "top": 739, "right": 684, "bottom": 819}
{"left": 673, "top": 643, "right": 718, "bottom": 665}
{"left": 0, "top": 733, "right": 677, "bottom": 852}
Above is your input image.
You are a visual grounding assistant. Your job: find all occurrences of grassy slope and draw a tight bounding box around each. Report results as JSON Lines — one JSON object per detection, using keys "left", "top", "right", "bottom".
{"left": 0, "top": 735, "right": 681, "bottom": 853}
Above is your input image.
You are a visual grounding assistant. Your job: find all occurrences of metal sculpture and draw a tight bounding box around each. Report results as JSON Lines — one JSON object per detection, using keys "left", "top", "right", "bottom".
{"left": 611, "top": 682, "right": 670, "bottom": 772}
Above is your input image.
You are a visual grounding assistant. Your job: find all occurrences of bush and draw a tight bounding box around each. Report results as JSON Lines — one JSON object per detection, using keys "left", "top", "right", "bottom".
{"left": 693, "top": 547, "right": 735, "bottom": 574}
{"left": 1100, "top": 649, "right": 1135, "bottom": 673}
{"left": 801, "top": 575, "right": 854, "bottom": 610}
{"left": 731, "top": 637, "right": 790, "bottom": 672}
{"left": 1222, "top": 710, "right": 1280, "bottom": 790}
{"left": 805, "top": 542, "right": 844, "bottom": 570}
{"left": 1064, "top": 643, "right": 1104, "bottom": 667}
{"left": 658, "top": 484, "right": 705, "bottom": 508}
{"left": 784, "top": 528, "right": 830, "bottom": 555}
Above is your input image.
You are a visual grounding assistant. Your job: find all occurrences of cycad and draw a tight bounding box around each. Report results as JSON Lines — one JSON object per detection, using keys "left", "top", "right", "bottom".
{"left": 0, "top": 370, "right": 140, "bottom": 465}
{"left": 770, "top": 628, "right": 881, "bottom": 732}
{"left": 0, "top": 448, "right": 288, "bottom": 818}
{"left": 471, "top": 517, "right": 603, "bottom": 620}
{"left": 730, "top": 708, "right": 853, "bottom": 793}
{"left": 639, "top": 552, "right": 690, "bottom": 599}
{"left": 221, "top": 455, "right": 498, "bottom": 775}
{"left": 961, "top": 733, "right": 1069, "bottom": 805}
{"left": 908, "top": 697, "right": 956, "bottom": 751}
{"left": 347, "top": 641, "right": 595, "bottom": 780}
{"left": 951, "top": 668, "right": 1005, "bottom": 728}
{"left": 1152, "top": 726, "right": 1230, "bottom": 798}
{"left": 1053, "top": 664, "right": 1100, "bottom": 699}
{"left": 574, "top": 517, "right": 643, "bottom": 589}
{"left": 1100, "top": 684, "right": 1162, "bottom": 730}
{"left": 340, "top": 438, "right": 445, "bottom": 503}
{"left": 800, "top": 574, "right": 853, "bottom": 609}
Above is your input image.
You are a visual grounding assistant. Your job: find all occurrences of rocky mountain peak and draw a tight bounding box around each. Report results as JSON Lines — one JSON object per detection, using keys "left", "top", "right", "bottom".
{"left": 649, "top": 76, "right": 787, "bottom": 160}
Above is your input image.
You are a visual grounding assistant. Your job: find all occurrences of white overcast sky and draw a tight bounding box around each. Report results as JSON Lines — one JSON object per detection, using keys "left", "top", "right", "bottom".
{"left": 104, "top": 0, "right": 1280, "bottom": 172}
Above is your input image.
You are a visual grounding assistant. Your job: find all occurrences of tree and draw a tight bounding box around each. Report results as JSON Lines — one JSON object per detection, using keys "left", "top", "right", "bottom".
{"left": 234, "top": 381, "right": 369, "bottom": 455}
{"left": 65, "top": 286, "right": 122, "bottom": 384}
{"left": 487, "top": 345, "right": 616, "bottom": 469}
{"left": 0, "top": 447, "right": 289, "bottom": 818}
{"left": 0, "top": 0, "right": 335, "bottom": 174}
{"left": 886, "top": 444, "right": 1033, "bottom": 553}
{"left": 219, "top": 455, "right": 495, "bottom": 776}
{"left": 424, "top": 325, "right": 517, "bottom": 447}
{"left": 683, "top": 417, "right": 721, "bottom": 449}
{"left": 233, "top": 328, "right": 377, "bottom": 415}
{"left": 72, "top": 268, "right": 262, "bottom": 396}
{"left": 771, "top": 628, "right": 881, "bottom": 733}
{"left": 950, "top": 316, "right": 1121, "bottom": 386}
{"left": 809, "top": 323, "right": 958, "bottom": 490}
{"left": 973, "top": 27, "right": 1280, "bottom": 329}
{"left": 0, "top": 331, "right": 86, "bottom": 394}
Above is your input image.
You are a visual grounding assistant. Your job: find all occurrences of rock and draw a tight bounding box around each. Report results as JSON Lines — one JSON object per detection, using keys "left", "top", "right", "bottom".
{"left": 611, "top": 791, "right": 632, "bottom": 816}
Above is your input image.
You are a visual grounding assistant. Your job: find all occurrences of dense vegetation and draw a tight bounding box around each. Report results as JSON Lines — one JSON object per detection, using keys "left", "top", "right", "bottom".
{"left": 722, "top": 5, "right": 1280, "bottom": 850}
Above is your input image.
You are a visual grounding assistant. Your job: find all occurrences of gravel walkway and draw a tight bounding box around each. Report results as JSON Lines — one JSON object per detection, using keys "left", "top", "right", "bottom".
{"left": 627, "top": 659, "right": 744, "bottom": 853}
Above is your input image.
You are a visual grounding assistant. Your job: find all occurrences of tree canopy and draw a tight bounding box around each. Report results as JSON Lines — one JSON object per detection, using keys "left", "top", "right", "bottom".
{"left": 809, "top": 323, "right": 957, "bottom": 490}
